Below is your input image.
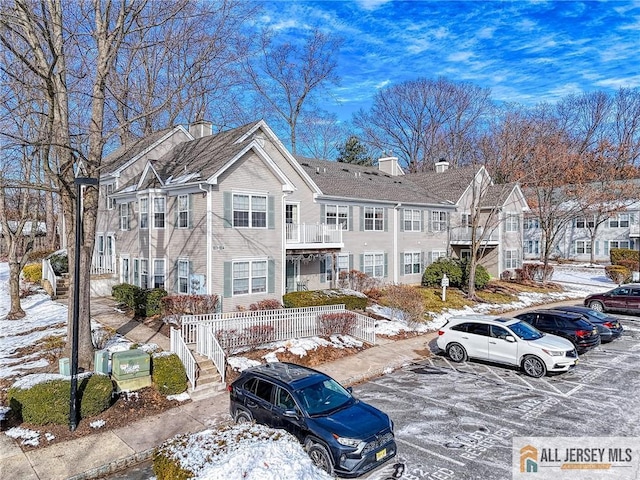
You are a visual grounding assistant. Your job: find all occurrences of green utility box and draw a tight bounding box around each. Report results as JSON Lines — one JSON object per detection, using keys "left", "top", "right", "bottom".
{"left": 94, "top": 350, "right": 109, "bottom": 375}
{"left": 111, "top": 350, "right": 151, "bottom": 392}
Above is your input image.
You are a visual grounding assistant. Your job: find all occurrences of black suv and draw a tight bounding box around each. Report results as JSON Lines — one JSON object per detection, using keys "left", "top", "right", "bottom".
{"left": 515, "top": 310, "right": 601, "bottom": 354}
{"left": 228, "top": 362, "right": 396, "bottom": 477}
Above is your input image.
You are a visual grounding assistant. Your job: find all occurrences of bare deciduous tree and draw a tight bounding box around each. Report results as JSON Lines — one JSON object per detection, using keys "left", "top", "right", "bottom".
{"left": 243, "top": 28, "right": 342, "bottom": 154}
{"left": 353, "top": 77, "right": 492, "bottom": 172}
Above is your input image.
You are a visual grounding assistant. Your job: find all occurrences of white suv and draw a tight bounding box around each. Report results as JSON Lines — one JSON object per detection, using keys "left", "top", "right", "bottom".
{"left": 436, "top": 315, "right": 578, "bottom": 377}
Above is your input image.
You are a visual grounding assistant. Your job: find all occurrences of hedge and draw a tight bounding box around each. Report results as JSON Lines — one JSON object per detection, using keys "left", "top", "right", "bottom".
{"left": 282, "top": 289, "right": 367, "bottom": 310}
{"left": 610, "top": 248, "right": 639, "bottom": 266}
{"left": 112, "top": 284, "right": 167, "bottom": 317}
{"left": 152, "top": 353, "right": 188, "bottom": 395}
{"left": 7, "top": 373, "right": 113, "bottom": 425}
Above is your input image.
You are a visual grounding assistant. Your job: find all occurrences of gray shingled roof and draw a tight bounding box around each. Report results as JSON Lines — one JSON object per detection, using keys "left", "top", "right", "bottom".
{"left": 406, "top": 167, "right": 480, "bottom": 204}
{"left": 297, "top": 157, "right": 450, "bottom": 205}
{"left": 152, "top": 121, "right": 261, "bottom": 183}
{"left": 100, "top": 128, "right": 175, "bottom": 174}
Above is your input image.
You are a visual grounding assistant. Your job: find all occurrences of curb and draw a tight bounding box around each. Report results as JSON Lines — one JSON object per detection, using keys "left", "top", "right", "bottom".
{"left": 68, "top": 448, "right": 155, "bottom": 480}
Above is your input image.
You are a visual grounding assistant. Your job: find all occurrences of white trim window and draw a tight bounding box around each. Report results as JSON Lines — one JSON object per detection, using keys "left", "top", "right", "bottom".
{"left": 461, "top": 213, "right": 472, "bottom": 229}
{"left": 609, "top": 213, "right": 629, "bottom": 228}
{"left": 140, "top": 259, "right": 149, "bottom": 289}
{"left": 233, "top": 193, "right": 267, "bottom": 228}
{"left": 574, "top": 240, "right": 592, "bottom": 255}
{"left": 177, "top": 259, "right": 189, "bottom": 294}
{"left": 119, "top": 203, "right": 130, "bottom": 231}
{"left": 326, "top": 253, "right": 350, "bottom": 282}
{"left": 525, "top": 240, "right": 540, "bottom": 255}
{"left": 363, "top": 252, "right": 384, "bottom": 277}
{"left": 177, "top": 194, "right": 189, "bottom": 229}
{"left": 403, "top": 209, "right": 421, "bottom": 232}
{"left": 121, "top": 257, "right": 130, "bottom": 284}
{"left": 233, "top": 259, "right": 267, "bottom": 295}
{"left": 431, "top": 211, "right": 447, "bottom": 232}
{"left": 153, "top": 259, "right": 165, "bottom": 289}
{"left": 139, "top": 197, "right": 148, "bottom": 229}
{"left": 430, "top": 250, "right": 447, "bottom": 264}
{"left": 505, "top": 214, "right": 520, "bottom": 232}
{"left": 525, "top": 217, "right": 540, "bottom": 229}
{"left": 153, "top": 197, "right": 166, "bottom": 229}
{"left": 326, "top": 205, "right": 348, "bottom": 229}
{"left": 364, "top": 207, "right": 384, "bottom": 231}
{"left": 403, "top": 251, "right": 421, "bottom": 275}
{"left": 105, "top": 183, "right": 115, "bottom": 210}
{"left": 133, "top": 259, "right": 140, "bottom": 287}
{"left": 504, "top": 249, "right": 521, "bottom": 269}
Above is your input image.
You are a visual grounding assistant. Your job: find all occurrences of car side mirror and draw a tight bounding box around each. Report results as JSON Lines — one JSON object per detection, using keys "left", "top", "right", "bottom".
{"left": 346, "top": 386, "right": 353, "bottom": 394}
{"left": 504, "top": 335, "right": 516, "bottom": 343}
{"left": 283, "top": 409, "right": 300, "bottom": 419}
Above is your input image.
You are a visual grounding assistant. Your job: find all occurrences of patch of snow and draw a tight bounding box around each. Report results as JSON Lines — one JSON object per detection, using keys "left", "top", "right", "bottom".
{"left": 90, "top": 420, "right": 106, "bottom": 429}
{"left": 228, "top": 357, "right": 261, "bottom": 372}
{"left": 166, "top": 392, "right": 191, "bottom": 402}
{"left": 5, "top": 427, "right": 41, "bottom": 446}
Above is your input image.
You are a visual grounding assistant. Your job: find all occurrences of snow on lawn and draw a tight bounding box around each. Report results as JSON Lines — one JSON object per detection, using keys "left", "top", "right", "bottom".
{"left": 157, "top": 422, "right": 332, "bottom": 480}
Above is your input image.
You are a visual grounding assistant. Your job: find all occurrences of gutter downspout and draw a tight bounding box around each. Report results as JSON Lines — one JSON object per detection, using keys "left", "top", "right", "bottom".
{"left": 394, "top": 203, "right": 401, "bottom": 283}
{"left": 199, "top": 183, "right": 212, "bottom": 295}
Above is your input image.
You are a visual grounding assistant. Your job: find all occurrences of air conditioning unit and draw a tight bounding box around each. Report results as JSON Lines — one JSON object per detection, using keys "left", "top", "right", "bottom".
{"left": 111, "top": 350, "right": 151, "bottom": 392}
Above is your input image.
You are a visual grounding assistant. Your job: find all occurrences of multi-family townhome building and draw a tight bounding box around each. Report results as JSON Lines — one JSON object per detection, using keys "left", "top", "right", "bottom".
{"left": 94, "top": 120, "right": 528, "bottom": 312}
{"left": 523, "top": 209, "right": 640, "bottom": 263}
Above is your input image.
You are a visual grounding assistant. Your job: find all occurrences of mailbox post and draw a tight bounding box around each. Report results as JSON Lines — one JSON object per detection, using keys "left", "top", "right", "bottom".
{"left": 441, "top": 273, "right": 449, "bottom": 301}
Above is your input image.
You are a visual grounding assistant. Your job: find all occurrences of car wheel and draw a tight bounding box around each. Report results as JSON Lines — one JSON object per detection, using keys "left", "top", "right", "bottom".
{"left": 447, "top": 343, "right": 468, "bottom": 363}
{"left": 589, "top": 301, "right": 604, "bottom": 313}
{"left": 235, "top": 411, "right": 252, "bottom": 424}
{"left": 522, "top": 356, "right": 547, "bottom": 378}
{"left": 307, "top": 442, "right": 334, "bottom": 475}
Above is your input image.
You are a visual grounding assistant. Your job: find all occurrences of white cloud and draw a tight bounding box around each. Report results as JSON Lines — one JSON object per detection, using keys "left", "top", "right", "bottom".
{"left": 354, "top": 0, "right": 393, "bottom": 11}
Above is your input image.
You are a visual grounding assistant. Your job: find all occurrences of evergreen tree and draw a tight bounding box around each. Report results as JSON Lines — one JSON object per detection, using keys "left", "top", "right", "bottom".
{"left": 336, "top": 136, "right": 374, "bottom": 165}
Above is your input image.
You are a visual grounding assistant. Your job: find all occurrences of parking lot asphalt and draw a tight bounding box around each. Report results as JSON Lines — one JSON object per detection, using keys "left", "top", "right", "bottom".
{"left": 356, "top": 316, "right": 640, "bottom": 480}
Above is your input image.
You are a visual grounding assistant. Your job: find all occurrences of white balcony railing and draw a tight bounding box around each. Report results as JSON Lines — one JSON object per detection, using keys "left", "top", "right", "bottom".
{"left": 630, "top": 224, "right": 640, "bottom": 237}
{"left": 285, "top": 223, "right": 343, "bottom": 248}
{"left": 91, "top": 254, "right": 116, "bottom": 275}
{"left": 450, "top": 227, "right": 499, "bottom": 243}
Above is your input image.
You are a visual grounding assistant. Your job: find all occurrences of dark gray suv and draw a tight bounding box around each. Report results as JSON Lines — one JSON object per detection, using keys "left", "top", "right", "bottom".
{"left": 228, "top": 362, "right": 396, "bottom": 477}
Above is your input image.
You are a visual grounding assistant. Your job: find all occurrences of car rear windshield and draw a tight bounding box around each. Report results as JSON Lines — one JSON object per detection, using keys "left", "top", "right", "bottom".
{"left": 508, "top": 320, "right": 544, "bottom": 340}
{"left": 573, "top": 318, "right": 595, "bottom": 329}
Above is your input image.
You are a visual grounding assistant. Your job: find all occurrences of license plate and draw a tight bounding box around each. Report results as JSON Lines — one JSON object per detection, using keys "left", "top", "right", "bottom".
{"left": 376, "top": 449, "right": 387, "bottom": 461}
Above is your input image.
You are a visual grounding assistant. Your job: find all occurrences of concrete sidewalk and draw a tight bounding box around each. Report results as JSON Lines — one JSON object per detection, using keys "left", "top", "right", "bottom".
{"left": 0, "top": 297, "right": 435, "bottom": 480}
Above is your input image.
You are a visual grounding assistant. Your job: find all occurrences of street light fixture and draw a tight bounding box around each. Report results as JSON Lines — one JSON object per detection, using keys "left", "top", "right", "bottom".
{"left": 70, "top": 177, "right": 98, "bottom": 431}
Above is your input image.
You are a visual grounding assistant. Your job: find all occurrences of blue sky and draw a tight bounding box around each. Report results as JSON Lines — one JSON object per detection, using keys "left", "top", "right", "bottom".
{"left": 259, "top": 0, "right": 640, "bottom": 122}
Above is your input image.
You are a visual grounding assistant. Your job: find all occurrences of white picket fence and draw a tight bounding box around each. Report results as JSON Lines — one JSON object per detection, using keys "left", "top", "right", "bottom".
{"left": 175, "top": 305, "right": 376, "bottom": 385}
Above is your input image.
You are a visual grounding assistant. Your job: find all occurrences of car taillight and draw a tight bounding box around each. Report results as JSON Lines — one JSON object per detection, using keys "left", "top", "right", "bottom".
{"left": 227, "top": 384, "right": 233, "bottom": 393}
{"left": 438, "top": 330, "right": 445, "bottom": 336}
{"left": 576, "top": 330, "right": 590, "bottom": 337}
{"left": 603, "top": 322, "right": 614, "bottom": 328}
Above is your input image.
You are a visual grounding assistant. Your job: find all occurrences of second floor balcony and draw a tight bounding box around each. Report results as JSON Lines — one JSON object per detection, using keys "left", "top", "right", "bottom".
{"left": 449, "top": 227, "right": 499, "bottom": 246}
{"left": 286, "top": 223, "right": 343, "bottom": 250}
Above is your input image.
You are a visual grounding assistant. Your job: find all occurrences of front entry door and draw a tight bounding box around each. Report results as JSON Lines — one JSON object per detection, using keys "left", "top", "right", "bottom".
{"left": 286, "top": 260, "right": 299, "bottom": 293}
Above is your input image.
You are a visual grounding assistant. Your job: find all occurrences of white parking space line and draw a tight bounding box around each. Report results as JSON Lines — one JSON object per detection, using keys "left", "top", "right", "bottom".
{"left": 371, "top": 379, "right": 528, "bottom": 428}
{"left": 395, "top": 437, "right": 466, "bottom": 466}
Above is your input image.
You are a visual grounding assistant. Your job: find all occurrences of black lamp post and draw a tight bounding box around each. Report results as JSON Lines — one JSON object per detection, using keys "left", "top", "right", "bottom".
{"left": 70, "top": 177, "right": 98, "bottom": 431}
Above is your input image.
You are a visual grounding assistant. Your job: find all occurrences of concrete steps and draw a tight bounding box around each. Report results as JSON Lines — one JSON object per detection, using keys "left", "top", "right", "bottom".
{"left": 56, "top": 274, "right": 69, "bottom": 300}
{"left": 188, "top": 351, "right": 227, "bottom": 401}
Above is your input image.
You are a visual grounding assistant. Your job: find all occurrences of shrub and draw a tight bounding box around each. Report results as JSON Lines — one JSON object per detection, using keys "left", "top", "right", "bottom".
{"left": 605, "top": 265, "right": 631, "bottom": 284}
{"left": 48, "top": 252, "right": 68, "bottom": 275}
{"left": 610, "top": 248, "right": 639, "bottom": 266}
{"left": 337, "top": 269, "right": 379, "bottom": 292}
{"left": 422, "top": 258, "right": 462, "bottom": 287}
{"left": 500, "top": 270, "right": 514, "bottom": 281}
{"left": 7, "top": 373, "right": 113, "bottom": 425}
{"left": 249, "top": 299, "right": 282, "bottom": 310}
{"left": 22, "top": 263, "right": 42, "bottom": 284}
{"left": 317, "top": 311, "right": 357, "bottom": 336}
{"left": 146, "top": 288, "right": 168, "bottom": 316}
{"left": 380, "top": 284, "right": 426, "bottom": 326}
{"left": 460, "top": 260, "right": 491, "bottom": 290}
{"left": 152, "top": 353, "right": 188, "bottom": 396}
{"left": 617, "top": 259, "right": 639, "bottom": 272}
{"left": 161, "top": 294, "right": 218, "bottom": 322}
{"left": 282, "top": 289, "right": 367, "bottom": 310}
{"left": 112, "top": 283, "right": 145, "bottom": 313}
{"left": 112, "top": 284, "right": 167, "bottom": 317}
